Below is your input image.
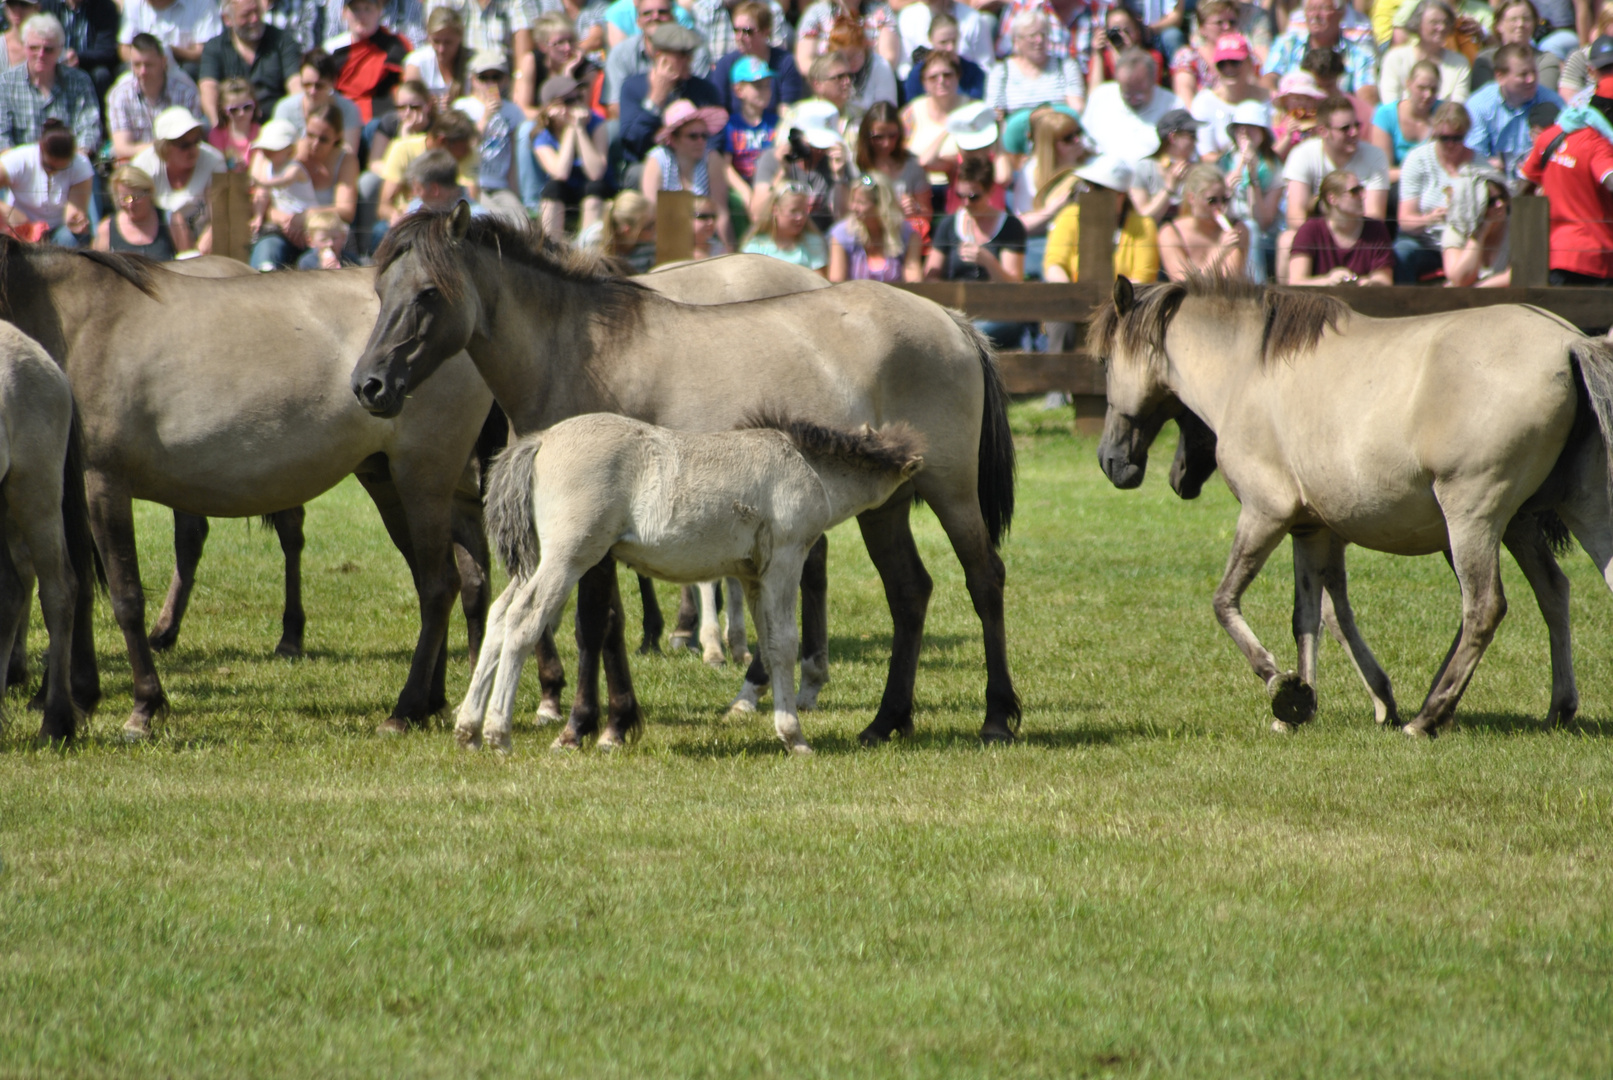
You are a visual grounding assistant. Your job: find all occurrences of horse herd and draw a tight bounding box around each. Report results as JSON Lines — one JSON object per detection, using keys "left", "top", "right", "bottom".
{"left": 2, "top": 202, "right": 1612, "bottom": 749}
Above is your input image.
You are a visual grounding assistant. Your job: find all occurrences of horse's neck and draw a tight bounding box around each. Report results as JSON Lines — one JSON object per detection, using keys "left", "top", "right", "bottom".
{"left": 1166, "top": 304, "right": 1262, "bottom": 432}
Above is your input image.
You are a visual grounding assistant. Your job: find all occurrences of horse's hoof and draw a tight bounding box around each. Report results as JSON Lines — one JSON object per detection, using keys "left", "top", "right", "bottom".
{"left": 550, "top": 732, "right": 581, "bottom": 752}
{"left": 597, "top": 733, "right": 622, "bottom": 751}
{"left": 703, "top": 651, "right": 726, "bottom": 668}
{"left": 726, "top": 695, "right": 758, "bottom": 716}
{"left": 636, "top": 640, "right": 661, "bottom": 656}
{"left": 121, "top": 717, "right": 152, "bottom": 742}
{"left": 1271, "top": 719, "right": 1295, "bottom": 734}
{"left": 454, "top": 726, "right": 481, "bottom": 750}
{"left": 147, "top": 628, "right": 177, "bottom": 653}
{"left": 273, "top": 641, "right": 304, "bottom": 660}
{"left": 376, "top": 717, "right": 409, "bottom": 737}
{"left": 534, "top": 699, "right": 564, "bottom": 725}
{"left": 1267, "top": 672, "right": 1316, "bottom": 727}
{"left": 857, "top": 724, "right": 891, "bottom": 747}
{"left": 979, "top": 723, "right": 1016, "bottom": 745}
{"left": 785, "top": 741, "right": 813, "bottom": 755}
{"left": 796, "top": 686, "right": 821, "bottom": 713}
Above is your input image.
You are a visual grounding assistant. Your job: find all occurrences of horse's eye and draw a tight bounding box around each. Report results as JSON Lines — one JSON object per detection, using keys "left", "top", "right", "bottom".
{"left": 419, "top": 286, "right": 440, "bottom": 303}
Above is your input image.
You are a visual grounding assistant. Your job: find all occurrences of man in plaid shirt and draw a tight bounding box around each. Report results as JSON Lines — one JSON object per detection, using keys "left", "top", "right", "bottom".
{"left": 994, "top": 0, "right": 1107, "bottom": 75}
{"left": 0, "top": 12, "right": 101, "bottom": 153}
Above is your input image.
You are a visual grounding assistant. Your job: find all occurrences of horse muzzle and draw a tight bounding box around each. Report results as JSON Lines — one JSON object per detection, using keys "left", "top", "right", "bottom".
{"left": 352, "top": 366, "right": 407, "bottom": 418}
{"left": 1098, "top": 440, "right": 1147, "bottom": 489}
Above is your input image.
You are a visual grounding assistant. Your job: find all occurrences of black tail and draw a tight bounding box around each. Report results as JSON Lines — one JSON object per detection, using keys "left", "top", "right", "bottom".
{"left": 951, "top": 312, "right": 1016, "bottom": 548}
{"left": 62, "top": 406, "right": 103, "bottom": 595}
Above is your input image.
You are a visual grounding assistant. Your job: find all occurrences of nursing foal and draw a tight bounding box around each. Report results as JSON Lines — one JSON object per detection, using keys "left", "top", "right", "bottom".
{"left": 460, "top": 414, "right": 924, "bottom": 754}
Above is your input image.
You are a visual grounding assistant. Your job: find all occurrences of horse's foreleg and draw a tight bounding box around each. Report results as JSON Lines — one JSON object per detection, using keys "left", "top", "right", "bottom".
{"left": 1504, "top": 515, "right": 1577, "bottom": 728}
{"left": 455, "top": 577, "right": 519, "bottom": 748}
{"left": 1315, "top": 534, "right": 1399, "bottom": 726}
{"left": 1279, "top": 528, "right": 1331, "bottom": 732}
{"left": 450, "top": 472, "right": 490, "bottom": 659}
{"left": 85, "top": 471, "right": 167, "bottom": 739}
{"left": 270, "top": 507, "right": 307, "bottom": 658}
{"left": 697, "top": 580, "right": 725, "bottom": 666}
{"left": 7, "top": 582, "right": 28, "bottom": 690}
{"left": 1404, "top": 519, "right": 1509, "bottom": 738}
{"left": 796, "top": 536, "right": 827, "bottom": 711}
{"left": 855, "top": 497, "right": 932, "bottom": 745}
{"left": 595, "top": 558, "right": 643, "bottom": 750}
{"left": 928, "top": 488, "right": 1019, "bottom": 743}
{"left": 760, "top": 562, "right": 809, "bottom": 754}
{"left": 670, "top": 583, "right": 698, "bottom": 652}
{"left": 148, "top": 511, "right": 208, "bottom": 652}
{"left": 636, "top": 574, "right": 663, "bottom": 654}
{"left": 1212, "top": 510, "right": 1294, "bottom": 725}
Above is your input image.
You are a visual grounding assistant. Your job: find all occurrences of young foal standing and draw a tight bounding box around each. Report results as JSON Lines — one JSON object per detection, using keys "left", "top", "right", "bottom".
{"left": 460, "top": 414, "right": 923, "bottom": 753}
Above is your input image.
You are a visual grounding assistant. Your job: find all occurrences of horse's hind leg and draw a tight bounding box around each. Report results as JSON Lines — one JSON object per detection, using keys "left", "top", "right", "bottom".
{"left": 10, "top": 480, "right": 79, "bottom": 742}
{"left": 1212, "top": 509, "right": 1296, "bottom": 724}
{"left": 1504, "top": 515, "right": 1577, "bottom": 727}
{"left": 697, "top": 581, "right": 725, "bottom": 666}
{"left": 270, "top": 507, "right": 307, "bottom": 658}
{"left": 85, "top": 471, "right": 167, "bottom": 739}
{"left": 558, "top": 556, "right": 643, "bottom": 750}
{"left": 486, "top": 559, "right": 591, "bottom": 752}
{"left": 148, "top": 511, "right": 208, "bottom": 652}
{"left": 725, "top": 576, "right": 751, "bottom": 667}
{"left": 757, "top": 562, "right": 810, "bottom": 754}
{"left": 1404, "top": 516, "right": 1509, "bottom": 738}
{"left": 926, "top": 486, "right": 1019, "bottom": 743}
{"left": 1316, "top": 534, "right": 1399, "bottom": 726}
{"left": 451, "top": 466, "right": 490, "bottom": 659}
{"left": 854, "top": 496, "right": 932, "bottom": 745}
{"left": 796, "top": 536, "right": 827, "bottom": 711}
{"left": 637, "top": 574, "right": 664, "bottom": 654}
{"left": 670, "top": 583, "right": 698, "bottom": 652}
{"left": 1276, "top": 528, "right": 1330, "bottom": 732}
{"left": 532, "top": 629, "right": 566, "bottom": 723}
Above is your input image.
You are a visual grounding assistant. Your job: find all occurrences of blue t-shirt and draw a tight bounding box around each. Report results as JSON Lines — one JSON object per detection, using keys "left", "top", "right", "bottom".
{"left": 722, "top": 109, "right": 778, "bottom": 185}
{"left": 1371, "top": 99, "right": 1440, "bottom": 166}
{"left": 533, "top": 115, "right": 606, "bottom": 186}
{"left": 604, "top": 0, "right": 696, "bottom": 34}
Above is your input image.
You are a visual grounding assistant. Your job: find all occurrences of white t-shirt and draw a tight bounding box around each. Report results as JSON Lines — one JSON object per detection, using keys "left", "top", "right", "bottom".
{"left": 405, "top": 47, "right": 452, "bottom": 103}
{"left": 1281, "top": 137, "right": 1390, "bottom": 197}
{"left": 119, "top": 0, "right": 223, "bottom": 49}
{"left": 1081, "top": 82, "right": 1182, "bottom": 166}
{"left": 0, "top": 145, "right": 93, "bottom": 226}
{"left": 132, "top": 141, "right": 228, "bottom": 215}
{"left": 1190, "top": 88, "right": 1248, "bottom": 159}
{"left": 896, "top": 2, "right": 995, "bottom": 76}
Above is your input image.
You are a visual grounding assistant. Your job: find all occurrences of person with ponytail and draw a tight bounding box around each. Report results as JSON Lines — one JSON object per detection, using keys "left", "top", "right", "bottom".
{"left": 1287, "top": 168, "right": 1393, "bottom": 284}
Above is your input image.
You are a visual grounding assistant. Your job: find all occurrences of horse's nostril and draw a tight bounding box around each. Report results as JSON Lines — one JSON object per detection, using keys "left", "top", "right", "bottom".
{"left": 362, "top": 377, "right": 386, "bottom": 402}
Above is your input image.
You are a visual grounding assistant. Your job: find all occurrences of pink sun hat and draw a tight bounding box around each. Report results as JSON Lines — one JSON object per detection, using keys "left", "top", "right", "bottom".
{"left": 656, "top": 99, "right": 730, "bottom": 145}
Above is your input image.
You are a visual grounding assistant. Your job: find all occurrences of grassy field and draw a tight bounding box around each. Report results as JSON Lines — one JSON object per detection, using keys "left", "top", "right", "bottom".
{"left": 4, "top": 405, "right": 1613, "bottom": 1078}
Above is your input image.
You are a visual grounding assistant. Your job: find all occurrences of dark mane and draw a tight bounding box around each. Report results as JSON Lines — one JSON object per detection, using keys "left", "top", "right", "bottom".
{"left": 373, "top": 209, "right": 647, "bottom": 323}
{"left": 1087, "top": 273, "right": 1348, "bottom": 370}
{"left": 743, "top": 411, "right": 925, "bottom": 475}
{"left": 0, "top": 234, "right": 161, "bottom": 313}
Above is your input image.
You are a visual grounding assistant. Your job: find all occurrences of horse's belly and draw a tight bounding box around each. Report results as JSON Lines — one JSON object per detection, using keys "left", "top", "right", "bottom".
{"left": 610, "top": 538, "right": 755, "bottom": 585}
{"left": 1314, "top": 490, "right": 1450, "bottom": 556}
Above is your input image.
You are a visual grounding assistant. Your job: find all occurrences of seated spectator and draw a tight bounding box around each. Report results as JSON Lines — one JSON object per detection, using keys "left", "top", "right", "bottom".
{"left": 1261, "top": 0, "right": 1380, "bottom": 107}
{"left": 1442, "top": 163, "right": 1510, "bottom": 285}
{"left": 603, "top": 0, "right": 709, "bottom": 118}
{"left": 825, "top": 15, "right": 896, "bottom": 111}
{"left": 529, "top": 72, "right": 609, "bottom": 236}
{"left": 530, "top": 11, "right": 594, "bottom": 92}
{"left": 828, "top": 171, "right": 920, "bottom": 281}
{"left": 271, "top": 48, "right": 363, "bottom": 153}
{"left": 988, "top": 8, "right": 1083, "bottom": 115}
{"left": 119, "top": 0, "right": 221, "bottom": 77}
{"left": 1189, "top": 31, "right": 1270, "bottom": 160}
{"left": 250, "top": 118, "right": 317, "bottom": 236}
{"left": 0, "top": 12, "right": 100, "bottom": 151}
{"left": 1143, "top": 0, "right": 1188, "bottom": 61}
{"left": 401, "top": 145, "right": 477, "bottom": 214}
{"left": 687, "top": 0, "right": 788, "bottom": 65}
{"left": 1369, "top": 57, "right": 1440, "bottom": 181}
{"left": 1287, "top": 168, "right": 1393, "bottom": 284}
{"left": 1159, "top": 161, "right": 1249, "bottom": 277}
{"left": 856, "top": 99, "right": 929, "bottom": 223}
{"left": 0, "top": 116, "right": 89, "bottom": 245}
{"left": 1519, "top": 56, "right": 1613, "bottom": 285}
{"left": 303, "top": 205, "right": 354, "bottom": 267}
{"left": 1088, "top": 6, "right": 1166, "bottom": 92}
{"left": 323, "top": 0, "right": 412, "bottom": 124}
{"left": 897, "top": 0, "right": 993, "bottom": 79}
{"left": 108, "top": 31, "right": 201, "bottom": 160}
{"left": 402, "top": 4, "right": 466, "bottom": 111}
{"left": 1081, "top": 48, "right": 1182, "bottom": 165}
{"left": 688, "top": 192, "right": 721, "bottom": 255}
{"left": 604, "top": 0, "right": 697, "bottom": 51}
{"left": 642, "top": 97, "right": 731, "bottom": 246}
{"left": 455, "top": 48, "right": 526, "bottom": 224}
{"left": 209, "top": 76, "right": 260, "bottom": 169}
{"left": 710, "top": 0, "right": 803, "bottom": 114}
{"left": 376, "top": 107, "right": 476, "bottom": 231}
{"left": 940, "top": 99, "right": 1003, "bottom": 211}
{"left": 902, "top": 15, "right": 986, "bottom": 102}
{"left": 1283, "top": 93, "right": 1388, "bottom": 226}
{"left": 199, "top": 0, "right": 303, "bottom": 125}
{"left": 618, "top": 22, "right": 719, "bottom": 175}
{"left": 741, "top": 180, "right": 828, "bottom": 271}
{"left": 1271, "top": 70, "right": 1325, "bottom": 158}
{"left": 1395, "top": 100, "right": 1473, "bottom": 282}
{"left": 1465, "top": 42, "right": 1562, "bottom": 183}
{"left": 1379, "top": 0, "right": 1470, "bottom": 104}
{"left": 721, "top": 55, "right": 778, "bottom": 219}
{"left": 366, "top": 75, "right": 433, "bottom": 165}
{"left": 133, "top": 106, "right": 225, "bottom": 253}
{"left": 1131, "top": 107, "right": 1199, "bottom": 220}
{"left": 752, "top": 97, "right": 849, "bottom": 229}
{"left": 1300, "top": 45, "right": 1370, "bottom": 127}
{"left": 579, "top": 188, "right": 657, "bottom": 271}
{"left": 1042, "top": 155, "right": 1159, "bottom": 352}
{"left": 1171, "top": 0, "right": 1242, "bottom": 101}
{"left": 252, "top": 100, "right": 359, "bottom": 267}
{"left": 1558, "top": 4, "right": 1613, "bottom": 96}
{"left": 1009, "top": 105, "right": 1083, "bottom": 239}
{"left": 1217, "top": 98, "right": 1283, "bottom": 279}
{"left": 43, "top": 0, "right": 122, "bottom": 104}
{"left": 94, "top": 162, "right": 174, "bottom": 258}
{"left": 902, "top": 49, "right": 972, "bottom": 178}
{"left": 925, "top": 155, "right": 1027, "bottom": 349}
{"left": 1471, "top": 1, "right": 1561, "bottom": 93}
{"left": 783, "top": 49, "right": 864, "bottom": 146}
{"left": 0, "top": 0, "right": 36, "bottom": 69}
{"left": 794, "top": 0, "right": 899, "bottom": 78}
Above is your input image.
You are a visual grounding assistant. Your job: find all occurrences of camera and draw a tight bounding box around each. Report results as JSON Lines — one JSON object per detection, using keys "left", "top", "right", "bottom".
{"left": 1106, "top": 27, "right": 1127, "bottom": 47}
{"left": 784, "top": 128, "right": 809, "bottom": 163}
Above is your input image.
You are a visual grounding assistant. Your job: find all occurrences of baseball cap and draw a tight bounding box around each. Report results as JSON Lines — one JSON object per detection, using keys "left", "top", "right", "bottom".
{"left": 790, "top": 98, "right": 842, "bottom": 148}
{"left": 1212, "top": 33, "right": 1251, "bottom": 63}
{"left": 1156, "top": 109, "right": 1200, "bottom": 139}
{"left": 1074, "top": 154, "right": 1132, "bottom": 193}
{"left": 470, "top": 48, "right": 508, "bottom": 75}
{"left": 731, "top": 55, "right": 775, "bottom": 83}
{"left": 250, "top": 118, "right": 299, "bottom": 151}
{"left": 154, "top": 106, "right": 206, "bottom": 142}
{"left": 1591, "top": 34, "right": 1613, "bottom": 70}
{"left": 540, "top": 74, "right": 579, "bottom": 104}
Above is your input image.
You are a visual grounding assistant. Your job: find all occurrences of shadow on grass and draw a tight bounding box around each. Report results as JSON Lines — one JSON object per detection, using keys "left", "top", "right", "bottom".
{"left": 1452, "top": 711, "right": 1613, "bottom": 738}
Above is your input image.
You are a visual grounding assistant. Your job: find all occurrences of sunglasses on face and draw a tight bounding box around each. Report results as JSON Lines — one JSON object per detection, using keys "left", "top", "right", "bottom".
{"left": 639, "top": 6, "right": 671, "bottom": 16}
{"left": 924, "top": 69, "right": 956, "bottom": 81}
{"left": 693, "top": 211, "right": 717, "bottom": 221}
{"left": 172, "top": 135, "right": 202, "bottom": 149}
{"left": 680, "top": 128, "right": 708, "bottom": 140}
{"left": 1203, "top": 194, "right": 1227, "bottom": 205}
{"left": 733, "top": 24, "right": 759, "bottom": 35}
{"left": 957, "top": 189, "right": 983, "bottom": 202}
{"left": 117, "top": 191, "right": 151, "bottom": 204}
{"left": 226, "top": 102, "right": 256, "bottom": 115}
{"left": 1435, "top": 133, "right": 1464, "bottom": 143}
{"left": 1216, "top": 59, "right": 1242, "bottom": 73}
{"left": 1346, "top": 183, "right": 1365, "bottom": 194}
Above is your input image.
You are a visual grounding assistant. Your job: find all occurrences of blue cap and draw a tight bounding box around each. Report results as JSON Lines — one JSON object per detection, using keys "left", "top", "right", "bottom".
{"left": 731, "top": 55, "right": 776, "bottom": 83}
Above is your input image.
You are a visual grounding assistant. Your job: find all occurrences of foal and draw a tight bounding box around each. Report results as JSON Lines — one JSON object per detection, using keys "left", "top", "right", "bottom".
{"left": 459, "top": 414, "right": 924, "bottom": 754}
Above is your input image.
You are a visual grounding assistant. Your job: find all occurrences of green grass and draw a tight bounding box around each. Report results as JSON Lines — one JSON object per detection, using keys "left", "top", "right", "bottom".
{"left": 4, "top": 405, "right": 1613, "bottom": 1078}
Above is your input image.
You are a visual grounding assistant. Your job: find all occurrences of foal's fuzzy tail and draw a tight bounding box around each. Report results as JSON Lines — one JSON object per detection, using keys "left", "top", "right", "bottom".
{"left": 947, "top": 310, "right": 1016, "bottom": 549}
{"left": 485, "top": 433, "right": 544, "bottom": 580}
{"left": 1572, "top": 338, "right": 1613, "bottom": 517}
{"left": 62, "top": 406, "right": 104, "bottom": 595}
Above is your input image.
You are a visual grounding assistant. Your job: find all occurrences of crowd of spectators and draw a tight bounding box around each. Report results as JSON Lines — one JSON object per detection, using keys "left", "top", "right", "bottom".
{"left": 0, "top": 0, "right": 1611, "bottom": 299}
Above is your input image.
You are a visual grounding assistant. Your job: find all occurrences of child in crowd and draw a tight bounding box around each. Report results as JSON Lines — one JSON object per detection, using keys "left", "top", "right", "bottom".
{"left": 722, "top": 56, "right": 779, "bottom": 234}
{"left": 249, "top": 119, "right": 317, "bottom": 237}
{"left": 455, "top": 48, "right": 528, "bottom": 224}
{"left": 210, "top": 77, "right": 259, "bottom": 172}
{"left": 304, "top": 207, "right": 351, "bottom": 269}
{"left": 742, "top": 181, "right": 828, "bottom": 273}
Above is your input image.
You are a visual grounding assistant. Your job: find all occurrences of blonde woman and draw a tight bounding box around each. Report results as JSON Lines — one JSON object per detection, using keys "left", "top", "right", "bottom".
{"left": 1012, "top": 108, "right": 1086, "bottom": 240}
{"left": 742, "top": 181, "right": 828, "bottom": 273}
{"left": 94, "top": 164, "right": 174, "bottom": 259}
{"left": 579, "top": 190, "right": 657, "bottom": 272}
{"left": 403, "top": 6, "right": 468, "bottom": 112}
{"left": 1159, "top": 162, "right": 1249, "bottom": 280}
{"left": 828, "top": 172, "right": 920, "bottom": 282}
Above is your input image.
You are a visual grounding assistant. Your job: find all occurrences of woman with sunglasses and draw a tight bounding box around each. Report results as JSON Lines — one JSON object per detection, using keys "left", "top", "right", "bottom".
{"left": 1158, "top": 163, "right": 1249, "bottom": 279}
{"left": 1442, "top": 167, "right": 1510, "bottom": 286}
{"left": 94, "top": 164, "right": 175, "bottom": 259}
{"left": 642, "top": 98, "right": 732, "bottom": 248}
{"left": 1392, "top": 101, "right": 1473, "bottom": 282}
{"left": 403, "top": 6, "right": 468, "bottom": 113}
{"left": 250, "top": 102, "right": 358, "bottom": 268}
{"left": 902, "top": 50, "right": 971, "bottom": 177}
{"left": 1189, "top": 31, "right": 1269, "bottom": 160}
{"left": 925, "top": 155, "right": 1029, "bottom": 349}
{"left": 1287, "top": 169, "right": 1393, "bottom": 285}
{"left": 366, "top": 78, "right": 436, "bottom": 170}
{"left": 532, "top": 72, "right": 610, "bottom": 238}
{"left": 132, "top": 107, "right": 227, "bottom": 254}
{"left": 209, "top": 77, "right": 259, "bottom": 170}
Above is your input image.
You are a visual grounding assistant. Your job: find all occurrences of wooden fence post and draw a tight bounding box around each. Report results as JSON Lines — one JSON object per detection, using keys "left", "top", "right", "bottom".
{"left": 1076, "top": 186, "right": 1117, "bottom": 285}
{"left": 1510, "top": 194, "right": 1550, "bottom": 287}
{"left": 655, "top": 189, "right": 694, "bottom": 266}
{"left": 206, "top": 170, "right": 254, "bottom": 265}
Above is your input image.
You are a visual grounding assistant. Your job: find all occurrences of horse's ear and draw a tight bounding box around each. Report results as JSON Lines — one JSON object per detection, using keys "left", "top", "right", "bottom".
{"left": 1112, "top": 275, "right": 1134, "bottom": 315}
{"left": 449, "top": 200, "right": 473, "bottom": 243}
{"left": 901, "top": 455, "right": 924, "bottom": 480}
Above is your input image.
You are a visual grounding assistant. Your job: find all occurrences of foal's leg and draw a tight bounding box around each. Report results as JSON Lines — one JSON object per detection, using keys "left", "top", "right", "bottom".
{"left": 486, "top": 560, "right": 589, "bottom": 752}
{"left": 1276, "top": 528, "right": 1329, "bottom": 732}
{"left": 1503, "top": 516, "right": 1577, "bottom": 727}
{"left": 697, "top": 580, "right": 726, "bottom": 665}
{"left": 148, "top": 511, "right": 208, "bottom": 652}
{"left": 758, "top": 561, "right": 810, "bottom": 754}
{"left": 671, "top": 583, "right": 698, "bottom": 652}
{"left": 454, "top": 576, "right": 520, "bottom": 748}
{"left": 85, "top": 471, "right": 168, "bottom": 738}
{"left": 854, "top": 496, "right": 933, "bottom": 745}
{"left": 636, "top": 574, "right": 664, "bottom": 654}
{"left": 557, "top": 556, "right": 643, "bottom": 749}
{"left": 1404, "top": 515, "right": 1509, "bottom": 738}
{"left": 1315, "top": 535, "right": 1400, "bottom": 726}
{"left": 270, "top": 507, "right": 307, "bottom": 658}
{"left": 1212, "top": 509, "right": 1298, "bottom": 723}
{"left": 725, "top": 576, "right": 751, "bottom": 667}
{"left": 795, "top": 536, "right": 827, "bottom": 711}
{"left": 927, "top": 485, "right": 1019, "bottom": 743}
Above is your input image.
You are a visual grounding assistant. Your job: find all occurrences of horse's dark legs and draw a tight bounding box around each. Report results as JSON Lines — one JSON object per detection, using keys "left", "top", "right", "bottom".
{"left": 450, "top": 470, "right": 490, "bottom": 660}
{"left": 555, "top": 556, "right": 641, "bottom": 748}
{"left": 7, "top": 591, "right": 28, "bottom": 689}
{"left": 1503, "top": 516, "right": 1577, "bottom": 727}
{"left": 928, "top": 490, "right": 1021, "bottom": 743}
{"left": 855, "top": 496, "right": 932, "bottom": 745}
{"left": 534, "top": 628, "right": 566, "bottom": 721}
{"left": 85, "top": 471, "right": 168, "bottom": 738}
{"left": 1279, "top": 528, "right": 1330, "bottom": 731}
{"left": 797, "top": 535, "right": 829, "bottom": 709}
{"left": 670, "top": 583, "right": 699, "bottom": 651}
{"left": 148, "top": 510, "right": 208, "bottom": 652}
{"left": 270, "top": 507, "right": 307, "bottom": 658}
{"left": 636, "top": 574, "right": 663, "bottom": 654}
{"left": 1314, "top": 533, "right": 1399, "bottom": 726}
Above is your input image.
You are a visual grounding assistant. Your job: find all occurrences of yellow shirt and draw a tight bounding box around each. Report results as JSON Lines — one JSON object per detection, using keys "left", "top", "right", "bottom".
{"left": 1044, "top": 203, "right": 1160, "bottom": 285}
{"left": 379, "top": 133, "right": 481, "bottom": 209}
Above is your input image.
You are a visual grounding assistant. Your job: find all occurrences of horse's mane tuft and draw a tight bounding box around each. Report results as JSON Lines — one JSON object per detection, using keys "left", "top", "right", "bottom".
{"left": 1087, "top": 272, "right": 1348, "bottom": 372}
{"left": 376, "top": 208, "right": 643, "bottom": 290}
{"left": 742, "top": 411, "right": 925, "bottom": 475}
